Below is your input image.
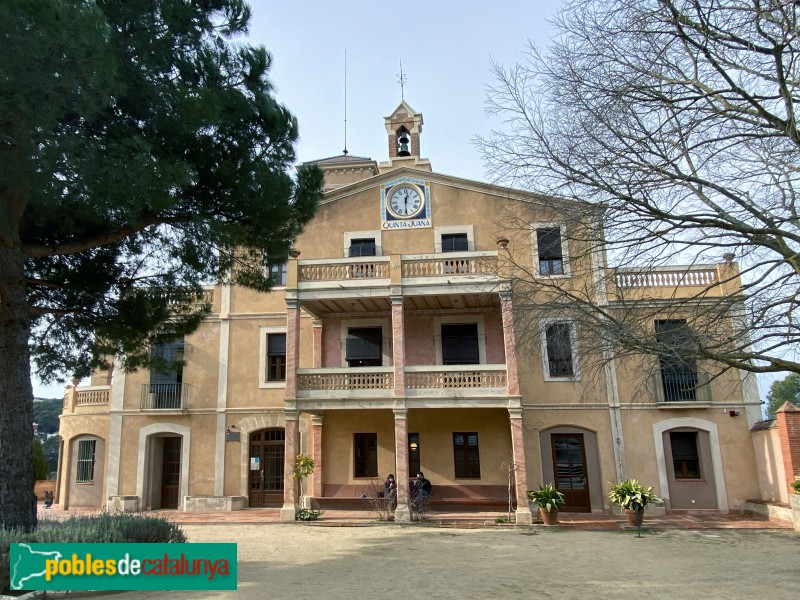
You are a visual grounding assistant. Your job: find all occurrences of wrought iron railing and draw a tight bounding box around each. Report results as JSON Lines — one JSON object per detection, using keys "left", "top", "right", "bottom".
{"left": 140, "top": 383, "right": 188, "bottom": 409}
{"left": 653, "top": 370, "right": 711, "bottom": 403}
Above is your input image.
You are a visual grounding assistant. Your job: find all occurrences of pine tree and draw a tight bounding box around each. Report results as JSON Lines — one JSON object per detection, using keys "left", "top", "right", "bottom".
{"left": 0, "top": 0, "right": 322, "bottom": 530}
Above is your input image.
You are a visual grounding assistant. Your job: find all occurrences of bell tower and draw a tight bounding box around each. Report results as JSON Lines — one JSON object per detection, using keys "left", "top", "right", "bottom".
{"left": 385, "top": 100, "right": 423, "bottom": 159}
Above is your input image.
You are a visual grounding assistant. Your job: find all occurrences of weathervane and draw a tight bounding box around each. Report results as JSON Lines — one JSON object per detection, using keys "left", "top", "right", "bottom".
{"left": 397, "top": 60, "right": 407, "bottom": 100}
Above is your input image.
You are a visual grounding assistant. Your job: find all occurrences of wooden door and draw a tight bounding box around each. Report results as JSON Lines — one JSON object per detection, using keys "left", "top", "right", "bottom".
{"left": 551, "top": 434, "right": 591, "bottom": 512}
{"left": 160, "top": 437, "right": 181, "bottom": 509}
{"left": 249, "top": 429, "right": 285, "bottom": 507}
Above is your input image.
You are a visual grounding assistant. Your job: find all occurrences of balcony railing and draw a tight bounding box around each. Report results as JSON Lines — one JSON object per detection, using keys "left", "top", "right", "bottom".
{"left": 74, "top": 387, "right": 110, "bottom": 406}
{"left": 299, "top": 258, "right": 390, "bottom": 282}
{"left": 614, "top": 267, "right": 717, "bottom": 289}
{"left": 140, "top": 383, "right": 188, "bottom": 410}
{"left": 653, "top": 370, "right": 712, "bottom": 404}
{"left": 401, "top": 252, "right": 496, "bottom": 278}
{"left": 405, "top": 366, "right": 507, "bottom": 389}
{"left": 294, "top": 365, "right": 508, "bottom": 397}
{"left": 297, "top": 368, "right": 393, "bottom": 392}
{"left": 296, "top": 252, "right": 498, "bottom": 285}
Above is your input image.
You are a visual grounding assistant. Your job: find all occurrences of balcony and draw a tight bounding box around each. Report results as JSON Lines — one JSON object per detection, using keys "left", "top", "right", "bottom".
{"left": 652, "top": 371, "right": 712, "bottom": 407}
{"left": 295, "top": 365, "right": 507, "bottom": 401}
{"left": 63, "top": 385, "right": 111, "bottom": 413}
{"left": 405, "top": 365, "right": 507, "bottom": 397}
{"left": 610, "top": 264, "right": 734, "bottom": 300}
{"left": 296, "top": 368, "right": 394, "bottom": 399}
{"left": 140, "top": 383, "right": 189, "bottom": 410}
{"left": 293, "top": 251, "right": 500, "bottom": 316}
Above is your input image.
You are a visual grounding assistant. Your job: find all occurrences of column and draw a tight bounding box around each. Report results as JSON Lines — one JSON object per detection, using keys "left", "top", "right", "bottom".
{"left": 499, "top": 289, "right": 520, "bottom": 396}
{"left": 391, "top": 296, "right": 406, "bottom": 396}
{"left": 214, "top": 282, "right": 232, "bottom": 497}
{"left": 285, "top": 299, "right": 301, "bottom": 399}
{"left": 280, "top": 411, "right": 300, "bottom": 521}
{"left": 509, "top": 407, "right": 532, "bottom": 525}
{"left": 311, "top": 415, "right": 324, "bottom": 498}
{"left": 312, "top": 319, "right": 323, "bottom": 369}
{"left": 393, "top": 409, "right": 411, "bottom": 523}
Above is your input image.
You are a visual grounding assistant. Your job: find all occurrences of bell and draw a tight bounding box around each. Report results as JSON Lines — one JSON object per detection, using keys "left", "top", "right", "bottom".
{"left": 397, "top": 133, "right": 411, "bottom": 156}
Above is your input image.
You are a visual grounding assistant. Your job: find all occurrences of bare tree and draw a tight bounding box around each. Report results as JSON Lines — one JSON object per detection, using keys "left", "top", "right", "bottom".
{"left": 480, "top": 0, "right": 800, "bottom": 382}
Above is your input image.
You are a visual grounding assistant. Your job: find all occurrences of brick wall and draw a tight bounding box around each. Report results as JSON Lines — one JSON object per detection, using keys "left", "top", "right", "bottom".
{"left": 776, "top": 402, "right": 800, "bottom": 495}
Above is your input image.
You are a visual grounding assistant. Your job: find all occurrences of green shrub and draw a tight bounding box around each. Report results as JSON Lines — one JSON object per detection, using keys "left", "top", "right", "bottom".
{"left": 791, "top": 480, "right": 800, "bottom": 494}
{"left": 295, "top": 508, "right": 320, "bottom": 521}
{"left": 1, "top": 513, "right": 186, "bottom": 593}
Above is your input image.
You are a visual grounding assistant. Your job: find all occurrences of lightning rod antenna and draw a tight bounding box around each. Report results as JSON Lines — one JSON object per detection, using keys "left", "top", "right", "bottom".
{"left": 343, "top": 50, "right": 348, "bottom": 155}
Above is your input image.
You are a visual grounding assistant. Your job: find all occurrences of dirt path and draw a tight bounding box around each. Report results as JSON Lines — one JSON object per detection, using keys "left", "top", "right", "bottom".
{"left": 74, "top": 524, "right": 800, "bottom": 599}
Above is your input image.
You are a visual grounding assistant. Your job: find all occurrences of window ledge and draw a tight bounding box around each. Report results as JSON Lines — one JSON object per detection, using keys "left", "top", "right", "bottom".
{"left": 656, "top": 401, "right": 712, "bottom": 409}
{"left": 260, "top": 382, "right": 287, "bottom": 390}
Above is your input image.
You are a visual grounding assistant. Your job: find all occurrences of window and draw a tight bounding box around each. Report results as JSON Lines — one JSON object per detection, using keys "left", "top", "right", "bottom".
{"left": 346, "top": 327, "right": 383, "bottom": 367}
{"left": 149, "top": 339, "right": 185, "bottom": 409}
{"left": 670, "top": 431, "right": 701, "bottom": 479}
{"left": 354, "top": 433, "right": 378, "bottom": 477}
{"left": 269, "top": 263, "right": 287, "bottom": 287}
{"left": 453, "top": 432, "right": 480, "bottom": 478}
{"left": 441, "top": 323, "right": 479, "bottom": 365}
{"left": 545, "top": 323, "right": 575, "bottom": 378}
{"left": 348, "top": 238, "right": 376, "bottom": 257}
{"left": 441, "top": 233, "right": 469, "bottom": 253}
{"left": 408, "top": 433, "right": 420, "bottom": 476}
{"left": 76, "top": 439, "right": 96, "bottom": 483}
{"left": 266, "top": 333, "right": 286, "bottom": 381}
{"left": 655, "top": 319, "right": 698, "bottom": 401}
{"left": 536, "top": 228, "right": 564, "bottom": 275}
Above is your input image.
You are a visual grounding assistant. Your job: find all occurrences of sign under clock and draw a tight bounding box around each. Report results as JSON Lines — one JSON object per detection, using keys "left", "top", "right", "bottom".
{"left": 381, "top": 179, "right": 431, "bottom": 229}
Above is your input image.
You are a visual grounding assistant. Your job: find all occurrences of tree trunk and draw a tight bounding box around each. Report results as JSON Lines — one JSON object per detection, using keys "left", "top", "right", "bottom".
{"left": 0, "top": 238, "right": 36, "bottom": 531}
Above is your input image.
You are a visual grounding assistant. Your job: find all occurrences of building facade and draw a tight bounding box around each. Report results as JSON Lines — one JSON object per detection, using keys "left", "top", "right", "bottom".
{"left": 56, "top": 102, "right": 763, "bottom": 523}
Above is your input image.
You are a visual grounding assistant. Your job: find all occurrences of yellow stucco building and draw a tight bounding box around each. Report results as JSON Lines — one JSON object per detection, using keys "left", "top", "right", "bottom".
{"left": 56, "top": 102, "right": 762, "bottom": 523}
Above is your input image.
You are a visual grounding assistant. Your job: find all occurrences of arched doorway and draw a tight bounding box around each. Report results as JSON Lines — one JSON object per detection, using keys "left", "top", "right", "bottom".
{"left": 249, "top": 428, "right": 285, "bottom": 506}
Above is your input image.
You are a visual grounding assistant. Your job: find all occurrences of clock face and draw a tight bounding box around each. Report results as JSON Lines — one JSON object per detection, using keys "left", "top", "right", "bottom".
{"left": 386, "top": 185, "right": 423, "bottom": 218}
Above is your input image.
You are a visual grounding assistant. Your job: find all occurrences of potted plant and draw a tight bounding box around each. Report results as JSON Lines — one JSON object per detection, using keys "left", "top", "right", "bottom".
{"left": 528, "top": 483, "right": 565, "bottom": 525}
{"left": 609, "top": 478, "right": 660, "bottom": 526}
{"left": 293, "top": 454, "right": 319, "bottom": 521}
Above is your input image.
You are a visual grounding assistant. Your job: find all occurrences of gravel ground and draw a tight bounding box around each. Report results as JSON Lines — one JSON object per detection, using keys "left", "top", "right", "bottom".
{"left": 75, "top": 523, "right": 800, "bottom": 600}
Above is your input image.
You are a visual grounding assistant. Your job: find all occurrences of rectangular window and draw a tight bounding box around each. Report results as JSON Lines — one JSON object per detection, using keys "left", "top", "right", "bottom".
{"left": 545, "top": 323, "right": 574, "bottom": 377}
{"left": 348, "top": 238, "right": 376, "bottom": 257}
{"left": 76, "top": 439, "right": 96, "bottom": 483}
{"left": 670, "top": 431, "right": 701, "bottom": 479}
{"left": 346, "top": 327, "right": 383, "bottom": 367}
{"left": 267, "top": 333, "right": 286, "bottom": 382}
{"left": 149, "top": 339, "right": 185, "bottom": 409}
{"left": 269, "top": 263, "right": 287, "bottom": 287}
{"left": 441, "top": 233, "right": 469, "bottom": 253}
{"left": 441, "top": 323, "right": 480, "bottom": 365}
{"left": 408, "top": 433, "right": 420, "bottom": 476}
{"left": 354, "top": 433, "right": 378, "bottom": 478}
{"left": 453, "top": 432, "right": 480, "bottom": 478}
{"left": 537, "top": 228, "right": 564, "bottom": 275}
{"left": 655, "top": 319, "right": 698, "bottom": 401}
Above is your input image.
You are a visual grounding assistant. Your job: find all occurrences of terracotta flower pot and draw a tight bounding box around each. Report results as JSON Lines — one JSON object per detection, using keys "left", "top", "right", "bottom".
{"left": 625, "top": 508, "right": 644, "bottom": 526}
{"left": 539, "top": 507, "right": 559, "bottom": 525}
